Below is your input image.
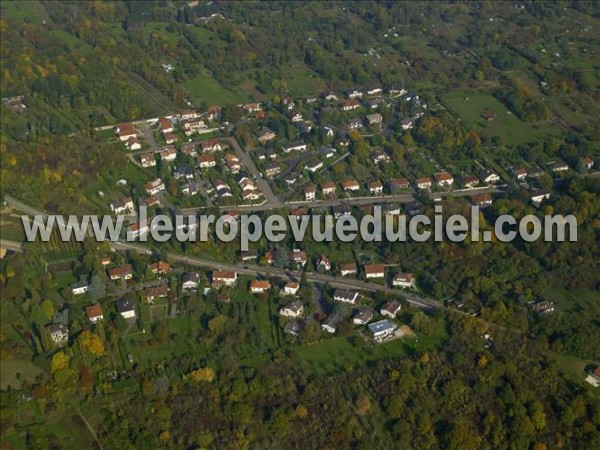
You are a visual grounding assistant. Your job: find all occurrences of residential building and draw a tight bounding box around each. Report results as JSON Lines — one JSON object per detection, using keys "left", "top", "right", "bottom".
{"left": 115, "top": 123, "right": 137, "bottom": 141}
{"left": 340, "top": 263, "right": 357, "bottom": 276}
{"left": 333, "top": 289, "right": 359, "bottom": 304}
{"left": 158, "top": 117, "right": 174, "bottom": 134}
{"left": 279, "top": 300, "right": 304, "bottom": 317}
{"left": 261, "top": 162, "right": 281, "bottom": 179}
{"left": 478, "top": 169, "right": 500, "bottom": 184}
{"left": 353, "top": 308, "right": 374, "bottom": 325}
{"left": 250, "top": 280, "right": 271, "bottom": 294}
{"left": 364, "top": 264, "right": 385, "bottom": 279}
{"left": 108, "top": 265, "right": 133, "bottom": 281}
{"left": 282, "top": 282, "right": 300, "bottom": 296}
{"left": 149, "top": 261, "right": 170, "bottom": 275}
{"left": 528, "top": 300, "right": 555, "bottom": 316}
{"left": 401, "top": 117, "right": 415, "bottom": 130}
{"left": 366, "top": 113, "right": 383, "bottom": 125}
{"left": 346, "top": 88, "right": 363, "bottom": 99}
{"left": 342, "top": 179, "right": 360, "bottom": 191}
{"left": 144, "top": 179, "right": 165, "bottom": 195}
{"left": 212, "top": 270, "right": 238, "bottom": 287}
{"left": 282, "top": 141, "right": 307, "bottom": 153}
{"left": 163, "top": 132, "right": 178, "bottom": 145}
{"left": 256, "top": 127, "right": 276, "bottom": 143}
{"left": 434, "top": 171, "right": 454, "bottom": 187}
{"left": 304, "top": 186, "right": 316, "bottom": 201}
{"left": 393, "top": 273, "right": 416, "bottom": 289}
{"left": 369, "top": 181, "right": 384, "bottom": 195}
{"left": 366, "top": 86, "right": 382, "bottom": 96}
{"left": 143, "top": 286, "right": 168, "bottom": 303}
{"left": 348, "top": 118, "right": 363, "bottom": 130}
{"left": 85, "top": 304, "right": 104, "bottom": 323}
{"left": 290, "top": 250, "right": 308, "bottom": 268}
{"left": 139, "top": 153, "right": 156, "bottom": 168}
{"left": 547, "top": 161, "right": 569, "bottom": 172}
{"left": 511, "top": 168, "right": 527, "bottom": 180}
{"left": 317, "top": 255, "right": 332, "bottom": 271}
{"left": 47, "top": 324, "right": 69, "bottom": 345}
{"left": 342, "top": 99, "right": 360, "bottom": 111}
{"left": 305, "top": 160, "right": 323, "bottom": 173}
{"left": 387, "top": 178, "right": 410, "bottom": 191}
{"left": 416, "top": 177, "right": 432, "bottom": 189}
{"left": 527, "top": 166, "right": 544, "bottom": 178}
{"left": 321, "top": 182, "right": 336, "bottom": 196}
{"left": 284, "top": 320, "right": 302, "bottom": 337}
{"left": 200, "top": 139, "right": 223, "bottom": 153}
{"left": 198, "top": 154, "right": 217, "bottom": 169}
{"left": 582, "top": 157, "right": 594, "bottom": 170}
{"left": 115, "top": 299, "right": 136, "bottom": 320}
{"left": 471, "top": 194, "right": 493, "bottom": 208}
{"left": 530, "top": 190, "right": 552, "bottom": 207}
{"left": 322, "top": 313, "right": 343, "bottom": 333}
{"left": 160, "top": 146, "right": 177, "bottom": 162}
{"left": 462, "top": 175, "right": 479, "bottom": 188}
{"left": 368, "top": 319, "right": 398, "bottom": 341}
{"left": 71, "top": 279, "right": 90, "bottom": 296}
{"left": 125, "top": 137, "right": 141, "bottom": 151}
{"left": 182, "top": 273, "right": 200, "bottom": 291}
{"left": 380, "top": 300, "right": 402, "bottom": 318}
{"left": 111, "top": 197, "right": 134, "bottom": 215}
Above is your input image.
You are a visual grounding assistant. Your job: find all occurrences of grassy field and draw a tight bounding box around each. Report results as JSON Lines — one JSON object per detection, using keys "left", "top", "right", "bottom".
{"left": 443, "top": 91, "right": 556, "bottom": 145}
{"left": 47, "top": 30, "right": 94, "bottom": 55}
{"left": 278, "top": 64, "right": 327, "bottom": 97}
{"left": 1, "top": 360, "right": 43, "bottom": 390}
{"left": 185, "top": 70, "right": 248, "bottom": 105}
{"left": 1, "top": 0, "right": 46, "bottom": 24}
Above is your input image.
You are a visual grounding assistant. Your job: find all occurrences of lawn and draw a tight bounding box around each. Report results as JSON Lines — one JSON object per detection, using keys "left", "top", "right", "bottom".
{"left": 47, "top": 30, "right": 94, "bottom": 55}
{"left": 1, "top": 359, "right": 43, "bottom": 390}
{"left": 185, "top": 70, "right": 248, "bottom": 105}
{"left": 443, "top": 91, "right": 556, "bottom": 145}
{"left": 1, "top": 0, "right": 45, "bottom": 24}
{"left": 293, "top": 335, "right": 410, "bottom": 375}
{"left": 278, "top": 64, "right": 327, "bottom": 97}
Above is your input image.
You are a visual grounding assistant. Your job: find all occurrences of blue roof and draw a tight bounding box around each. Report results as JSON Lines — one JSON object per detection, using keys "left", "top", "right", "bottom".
{"left": 368, "top": 319, "right": 396, "bottom": 334}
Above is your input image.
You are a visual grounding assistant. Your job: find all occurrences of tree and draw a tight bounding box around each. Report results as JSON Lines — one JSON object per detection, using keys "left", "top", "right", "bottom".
{"left": 40, "top": 299, "right": 55, "bottom": 321}
{"left": 50, "top": 351, "right": 70, "bottom": 373}
{"left": 184, "top": 367, "right": 215, "bottom": 383}
{"left": 354, "top": 393, "right": 372, "bottom": 415}
{"left": 78, "top": 331, "right": 105, "bottom": 357}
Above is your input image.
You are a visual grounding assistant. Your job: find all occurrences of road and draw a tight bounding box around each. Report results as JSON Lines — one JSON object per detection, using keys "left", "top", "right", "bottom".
{"left": 109, "top": 240, "right": 438, "bottom": 310}
{"left": 221, "top": 137, "right": 280, "bottom": 206}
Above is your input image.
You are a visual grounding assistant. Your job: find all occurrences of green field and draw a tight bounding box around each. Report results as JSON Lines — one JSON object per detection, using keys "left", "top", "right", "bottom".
{"left": 185, "top": 70, "right": 248, "bottom": 105}
{"left": 1, "top": 0, "right": 45, "bottom": 24}
{"left": 1, "top": 360, "right": 43, "bottom": 390}
{"left": 443, "top": 92, "right": 556, "bottom": 145}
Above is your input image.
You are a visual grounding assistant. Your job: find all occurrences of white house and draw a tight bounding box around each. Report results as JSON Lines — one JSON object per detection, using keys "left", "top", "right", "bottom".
{"left": 342, "top": 180, "right": 360, "bottom": 191}
{"left": 71, "top": 279, "right": 90, "bottom": 296}
{"left": 321, "top": 182, "right": 336, "bottom": 196}
{"left": 364, "top": 264, "right": 385, "bottom": 279}
{"left": 368, "top": 319, "right": 398, "bottom": 341}
{"left": 283, "top": 141, "right": 308, "bottom": 153}
{"left": 144, "top": 179, "right": 165, "bottom": 195}
{"left": 434, "top": 172, "right": 454, "bottom": 187}
{"left": 115, "top": 299, "right": 136, "bottom": 320}
{"left": 46, "top": 324, "right": 69, "bottom": 345}
{"left": 305, "top": 160, "right": 324, "bottom": 173}
{"left": 333, "top": 289, "right": 359, "bottom": 304}
{"left": 304, "top": 186, "right": 316, "bottom": 201}
{"left": 353, "top": 308, "right": 374, "bottom": 325}
{"left": 369, "top": 181, "right": 384, "bottom": 195}
{"left": 393, "top": 273, "right": 416, "bottom": 289}
{"left": 380, "top": 300, "right": 402, "bottom": 318}
{"left": 416, "top": 178, "right": 432, "bottom": 189}
{"left": 85, "top": 304, "right": 104, "bottom": 323}
{"left": 322, "top": 313, "right": 343, "bottom": 333}
{"left": 212, "top": 270, "right": 238, "bottom": 287}
{"left": 182, "top": 273, "right": 200, "bottom": 291}
{"left": 340, "top": 263, "right": 357, "bottom": 276}
{"left": 139, "top": 153, "right": 156, "bottom": 168}
{"left": 250, "top": 280, "right": 271, "bottom": 294}
{"left": 279, "top": 300, "right": 304, "bottom": 317}
{"left": 282, "top": 282, "right": 300, "bottom": 296}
